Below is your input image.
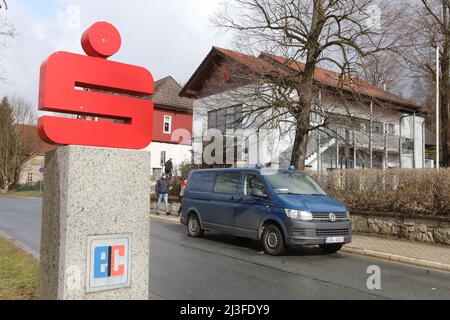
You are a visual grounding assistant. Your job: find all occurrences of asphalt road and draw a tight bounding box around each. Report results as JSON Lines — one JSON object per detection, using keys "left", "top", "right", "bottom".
{"left": 1, "top": 196, "right": 450, "bottom": 300}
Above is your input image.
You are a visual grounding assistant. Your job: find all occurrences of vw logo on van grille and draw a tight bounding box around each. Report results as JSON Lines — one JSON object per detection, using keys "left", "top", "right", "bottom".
{"left": 329, "top": 213, "right": 337, "bottom": 222}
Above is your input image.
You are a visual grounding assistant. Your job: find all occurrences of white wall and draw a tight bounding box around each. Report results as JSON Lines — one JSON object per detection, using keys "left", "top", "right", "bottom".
{"left": 143, "top": 142, "right": 192, "bottom": 174}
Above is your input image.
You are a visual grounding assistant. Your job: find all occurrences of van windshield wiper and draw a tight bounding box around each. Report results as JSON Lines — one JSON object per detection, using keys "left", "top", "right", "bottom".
{"left": 279, "top": 192, "right": 303, "bottom": 195}
{"left": 279, "top": 192, "right": 326, "bottom": 196}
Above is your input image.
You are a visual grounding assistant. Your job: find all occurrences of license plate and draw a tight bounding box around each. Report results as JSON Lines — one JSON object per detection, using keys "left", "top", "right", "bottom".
{"left": 325, "top": 236, "right": 344, "bottom": 244}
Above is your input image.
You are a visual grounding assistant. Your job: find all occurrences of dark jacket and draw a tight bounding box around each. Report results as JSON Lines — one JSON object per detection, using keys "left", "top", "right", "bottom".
{"left": 164, "top": 160, "right": 173, "bottom": 174}
{"left": 155, "top": 179, "right": 170, "bottom": 194}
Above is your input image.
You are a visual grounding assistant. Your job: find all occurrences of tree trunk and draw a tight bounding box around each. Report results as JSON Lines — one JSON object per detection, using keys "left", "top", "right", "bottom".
{"left": 291, "top": 120, "right": 309, "bottom": 170}
{"left": 288, "top": 0, "right": 324, "bottom": 170}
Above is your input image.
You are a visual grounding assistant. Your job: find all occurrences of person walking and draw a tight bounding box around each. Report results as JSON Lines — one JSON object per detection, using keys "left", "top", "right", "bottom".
{"left": 164, "top": 158, "right": 173, "bottom": 178}
{"left": 155, "top": 173, "right": 171, "bottom": 216}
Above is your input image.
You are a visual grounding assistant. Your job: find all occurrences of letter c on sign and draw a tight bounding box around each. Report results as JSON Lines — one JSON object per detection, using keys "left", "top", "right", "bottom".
{"left": 111, "top": 245, "right": 126, "bottom": 277}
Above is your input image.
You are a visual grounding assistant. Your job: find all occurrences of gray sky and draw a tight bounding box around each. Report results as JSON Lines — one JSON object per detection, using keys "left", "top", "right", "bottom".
{"left": 0, "top": 0, "right": 230, "bottom": 106}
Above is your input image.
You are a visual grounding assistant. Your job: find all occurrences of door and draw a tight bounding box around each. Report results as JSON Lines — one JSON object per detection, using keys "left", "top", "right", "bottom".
{"left": 204, "top": 172, "right": 241, "bottom": 233}
{"left": 234, "top": 173, "right": 270, "bottom": 239}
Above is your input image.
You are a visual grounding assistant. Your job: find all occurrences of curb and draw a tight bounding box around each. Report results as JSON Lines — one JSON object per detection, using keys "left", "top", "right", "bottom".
{"left": 150, "top": 214, "right": 181, "bottom": 224}
{"left": 342, "top": 246, "right": 450, "bottom": 273}
{"left": 0, "top": 195, "right": 43, "bottom": 200}
{"left": 0, "top": 229, "right": 40, "bottom": 260}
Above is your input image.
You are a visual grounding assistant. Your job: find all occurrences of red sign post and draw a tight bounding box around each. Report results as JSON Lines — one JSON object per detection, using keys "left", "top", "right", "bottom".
{"left": 38, "top": 21, "right": 154, "bottom": 149}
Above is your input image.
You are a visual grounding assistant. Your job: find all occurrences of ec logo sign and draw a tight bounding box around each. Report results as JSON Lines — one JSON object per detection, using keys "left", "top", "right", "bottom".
{"left": 87, "top": 234, "right": 131, "bottom": 292}
{"left": 38, "top": 21, "right": 154, "bottom": 149}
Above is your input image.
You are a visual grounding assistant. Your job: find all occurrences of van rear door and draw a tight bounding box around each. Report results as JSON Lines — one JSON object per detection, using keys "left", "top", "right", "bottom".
{"left": 204, "top": 172, "right": 241, "bottom": 233}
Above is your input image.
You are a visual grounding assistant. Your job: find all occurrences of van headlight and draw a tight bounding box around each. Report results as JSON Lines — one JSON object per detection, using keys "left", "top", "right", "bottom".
{"left": 346, "top": 211, "right": 351, "bottom": 220}
{"left": 285, "top": 209, "right": 313, "bottom": 221}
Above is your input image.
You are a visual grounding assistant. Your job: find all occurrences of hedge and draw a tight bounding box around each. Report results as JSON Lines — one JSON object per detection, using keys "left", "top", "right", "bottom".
{"left": 310, "top": 169, "right": 450, "bottom": 217}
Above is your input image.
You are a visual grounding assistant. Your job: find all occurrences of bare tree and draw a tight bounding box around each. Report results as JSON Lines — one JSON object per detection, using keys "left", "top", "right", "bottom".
{"left": 212, "top": 0, "right": 406, "bottom": 169}
{"left": 356, "top": 52, "right": 405, "bottom": 95}
{"left": 0, "top": 15, "right": 15, "bottom": 83}
{"left": 400, "top": 0, "right": 450, "bottom": 166}
{"left": 9, "top": 95, "right": 37, "bottom": 125}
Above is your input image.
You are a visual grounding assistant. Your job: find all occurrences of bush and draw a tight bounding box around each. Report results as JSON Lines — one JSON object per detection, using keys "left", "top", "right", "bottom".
{"left": 310, "top": 169, "right": 450, "bottom": 217}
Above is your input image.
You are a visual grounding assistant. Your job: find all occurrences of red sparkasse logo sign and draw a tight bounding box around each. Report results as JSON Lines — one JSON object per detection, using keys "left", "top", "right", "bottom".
{"left": 38, "top": 21, "right": 154, "bottom": 150}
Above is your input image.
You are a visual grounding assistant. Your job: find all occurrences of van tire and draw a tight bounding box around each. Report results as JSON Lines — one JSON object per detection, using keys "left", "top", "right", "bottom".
{"left": 262, "top": 224, "right": 285, "bottom": 256}
{"left": 320, "top": 244, "right": 343, "bottom": 254}
{"left": 187, "top": 214, "right": 204, "bottom": 237}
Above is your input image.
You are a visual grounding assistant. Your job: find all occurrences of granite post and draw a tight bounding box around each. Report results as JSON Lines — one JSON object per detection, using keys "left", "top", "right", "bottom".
{"left": 39, "top": 145, "right": 151, "bottom": 300}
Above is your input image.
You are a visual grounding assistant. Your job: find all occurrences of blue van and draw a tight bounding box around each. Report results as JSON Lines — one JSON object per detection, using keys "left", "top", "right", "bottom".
{"left": 180, "top": 168, "right": 352, "bottom": 255}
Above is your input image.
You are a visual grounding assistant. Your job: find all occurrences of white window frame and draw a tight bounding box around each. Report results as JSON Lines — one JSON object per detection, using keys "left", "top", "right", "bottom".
{"left": 163, "top": 115, "right": 172, "bottom": 134}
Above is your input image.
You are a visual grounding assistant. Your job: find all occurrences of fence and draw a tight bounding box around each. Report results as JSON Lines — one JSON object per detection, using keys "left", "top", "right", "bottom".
{"left": 310, "top": 169, "right": 450, "bottom": 217}
{"left": 16, "top": 181, "right": 44, "bottom": 193}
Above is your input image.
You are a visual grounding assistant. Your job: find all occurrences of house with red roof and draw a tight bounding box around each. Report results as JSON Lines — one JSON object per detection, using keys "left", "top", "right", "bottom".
{"left": 143, "top": 76, "right": 193, "bottom": 176}
{"left": 181, "top": 47, "right": 430, "bottom": 170}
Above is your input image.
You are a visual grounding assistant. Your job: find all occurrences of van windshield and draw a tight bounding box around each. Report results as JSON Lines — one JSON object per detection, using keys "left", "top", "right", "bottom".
{"left": 265, "top": 172, "right": 327, "bottom": 195}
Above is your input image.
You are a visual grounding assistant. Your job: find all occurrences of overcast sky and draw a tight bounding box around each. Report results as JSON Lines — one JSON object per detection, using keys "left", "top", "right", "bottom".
{"left": 0, "top": 0, "right": 231, "bottom": 105}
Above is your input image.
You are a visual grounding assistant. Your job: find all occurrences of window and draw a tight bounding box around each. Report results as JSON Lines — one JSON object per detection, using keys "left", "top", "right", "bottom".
{"left": 242, "top": 174, "right": 266, "bottom": 196}
{"left": 208, "top": 105, "right": 242, "bottom": 133}
{"left": 373, "top": 122, "right": 383, "bottom": 134}
{"left": 387, "top": 124, "right": 395, "bottom": 135}
{"left": 160, "top": 151, "right": 166, "bottom": 167}
{"left": 190, "top": 172, "right": 215, "bottom": 193}
{"left": 310, "top": 111, "right": 323, "bottom": 124}
{"left": 163, "top": 115, "right": 172, "bottom": 134}
{"left": 213, "top": 173, "right": 241, "bottom": 195}
{"left": 27, "top": 173, "right": 33, "bottom": 183}
{"left": 266, "top": 172, "right": 326, "bottom": 195}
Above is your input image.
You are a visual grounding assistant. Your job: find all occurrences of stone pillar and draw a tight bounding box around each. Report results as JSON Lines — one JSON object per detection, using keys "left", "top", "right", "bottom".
{"left": 39, "top": 145, "right": 151, "bottom": 300}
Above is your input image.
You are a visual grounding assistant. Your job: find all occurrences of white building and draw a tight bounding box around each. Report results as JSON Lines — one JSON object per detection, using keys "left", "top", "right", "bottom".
{"left": 180, "top": 47, "right": 429, "bottom": 171}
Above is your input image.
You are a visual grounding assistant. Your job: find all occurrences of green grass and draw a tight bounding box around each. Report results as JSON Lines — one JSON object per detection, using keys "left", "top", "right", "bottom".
{"left": 0, "top": 236, "right": 39, "bottom": 300}
{"left": 5, "top": 190, "right": 42, "bottom": 198}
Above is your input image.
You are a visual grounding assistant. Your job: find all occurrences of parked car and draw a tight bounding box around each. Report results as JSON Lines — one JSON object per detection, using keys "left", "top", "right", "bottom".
{"left": 180, "top": 168, "right": 352, "bottom": 255}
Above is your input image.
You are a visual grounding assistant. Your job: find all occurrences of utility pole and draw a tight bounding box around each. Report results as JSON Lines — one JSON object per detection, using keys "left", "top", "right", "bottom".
{"left": 437, "top": 45, "right": 440, "bottom": 170}
{"left": 369, "top": 100, "right": 373, "bottom": 169}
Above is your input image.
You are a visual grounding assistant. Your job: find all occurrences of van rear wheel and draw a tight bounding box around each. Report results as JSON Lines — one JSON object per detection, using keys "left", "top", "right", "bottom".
{"left": 262, "top": 224, "right": 285, "bottom": 256}
{"left": 187, "top": 214, "right": 204, "bottom": 237}
{"left": 320, "top": 244, "right": 343, "bottom": 254}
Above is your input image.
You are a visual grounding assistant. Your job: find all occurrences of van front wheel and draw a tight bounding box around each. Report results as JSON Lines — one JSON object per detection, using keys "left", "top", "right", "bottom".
{"left": 262, "top": 224, "right": 285, "bottom": 256}
{"left": 187, "top": 214, "right": 204, "bottom": 237}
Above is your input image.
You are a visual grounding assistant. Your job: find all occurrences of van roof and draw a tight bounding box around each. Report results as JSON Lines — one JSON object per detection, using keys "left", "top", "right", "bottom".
{"left": 190, "top": 168, "right": 306, "bottom": 174}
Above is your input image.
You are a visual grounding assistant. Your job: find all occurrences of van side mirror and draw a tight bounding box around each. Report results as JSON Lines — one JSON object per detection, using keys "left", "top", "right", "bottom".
{"left": 251, "top": 188, "right": 267, "bottom": 198}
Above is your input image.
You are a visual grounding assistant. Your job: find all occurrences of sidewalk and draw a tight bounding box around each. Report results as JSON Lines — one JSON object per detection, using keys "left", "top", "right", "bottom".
{"left": 149, "top": 211, "right": 450, "bottom": 272}
{"left": 342, "top": 234, "right": 450, "bottom": 272}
